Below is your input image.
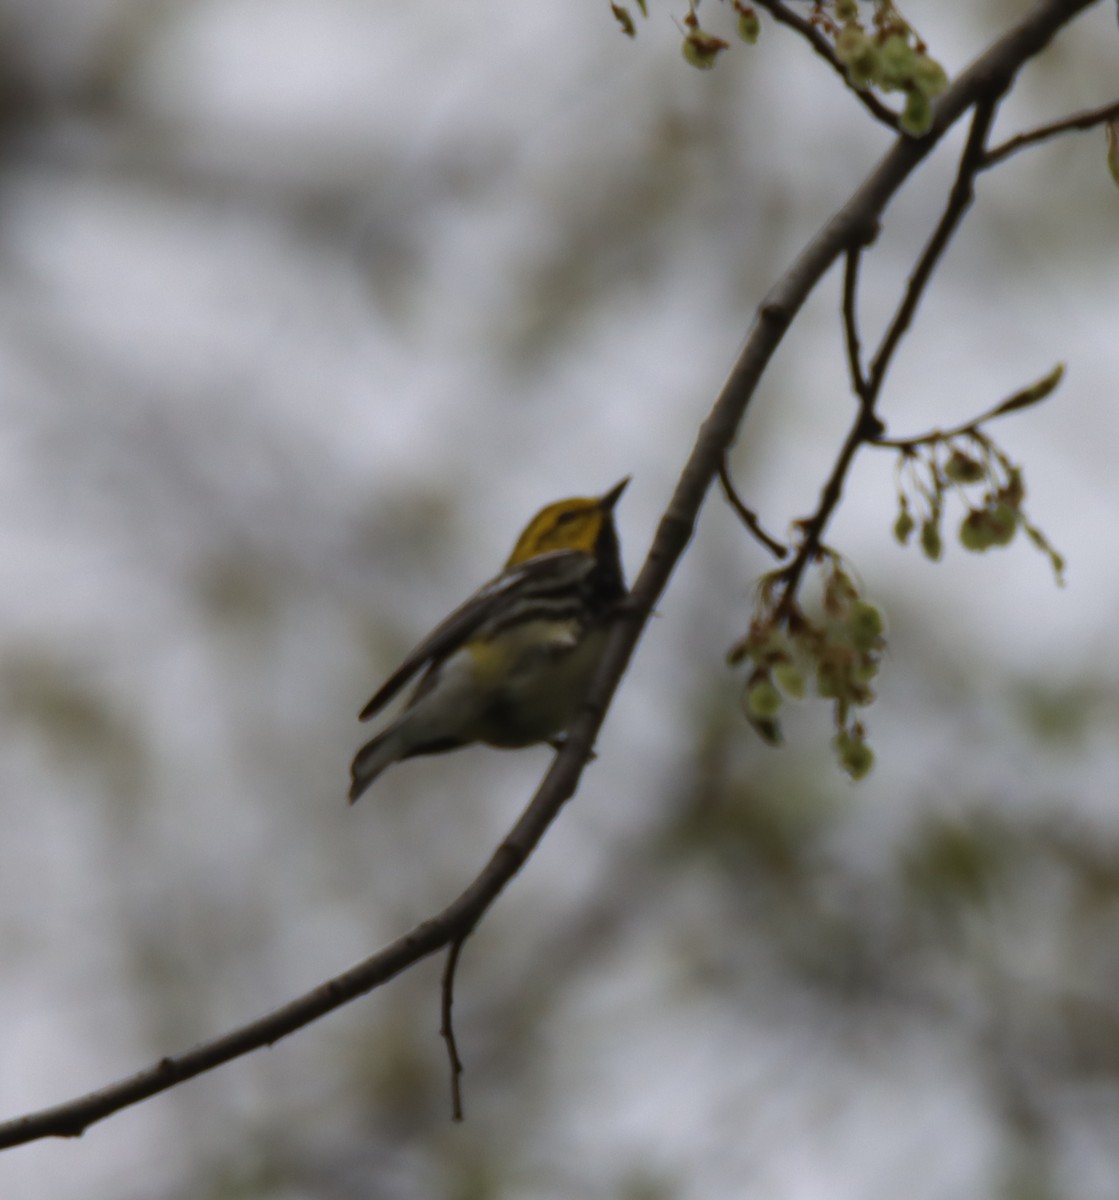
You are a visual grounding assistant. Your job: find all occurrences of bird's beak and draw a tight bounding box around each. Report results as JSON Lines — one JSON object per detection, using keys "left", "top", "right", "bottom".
{"left": 599, "top": 476, "right": 631, "bottom": 510}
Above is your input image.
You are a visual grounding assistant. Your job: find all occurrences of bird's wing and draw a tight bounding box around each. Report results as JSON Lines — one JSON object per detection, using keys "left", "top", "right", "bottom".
{"left": 357, "top": 550, "right": 593, "bottom": 721}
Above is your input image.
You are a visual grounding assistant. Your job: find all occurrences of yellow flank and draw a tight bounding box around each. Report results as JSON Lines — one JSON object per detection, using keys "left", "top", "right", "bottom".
{"left": 505, "top": 497, "right": 606, "bottom": 566}
{"left": 463, "top": 618, "right": 601, "bottom": 747}
{"left": 463, "top": 632, "right": 514, "bottom": 686}
{"left": 465, "top": 617, "right": 579, "bottom": 684}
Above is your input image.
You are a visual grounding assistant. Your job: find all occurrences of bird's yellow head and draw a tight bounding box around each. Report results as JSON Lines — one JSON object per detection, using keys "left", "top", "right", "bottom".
{"left": 505, "top": 477, "right": 630, "bottom": 568}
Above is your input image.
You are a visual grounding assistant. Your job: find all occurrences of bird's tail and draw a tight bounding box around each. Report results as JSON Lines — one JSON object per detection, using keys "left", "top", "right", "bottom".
{"left": 349, "top": 725, "right": 407, "bottom": 804}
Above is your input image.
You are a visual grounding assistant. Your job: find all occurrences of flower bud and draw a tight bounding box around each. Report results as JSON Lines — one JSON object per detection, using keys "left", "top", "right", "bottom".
{"left": 988, "top": 501, "right": 1018, "bottom": 546}
{"left": 746, "top": 678, "right": 783, "bottom": 719}
{"left": 682, "top": 31, "right": 728, "bottom": 69}
{"left": 959, "top": 510, "right": 993, "bottom": 552}
{"left": 902, "top": 90, "right": 933, "bottom": 137}
{"left": 773, "top": 662, "right": 806, "bottom": 699}
{"left": 835, "top": 26, "right": 878, "bottom": 89}
{"left": 944, "top": 450, "right": 985, "bottom": 484}
{"left": 879, "top": 34, "right": 916, "bottom": 90}
{"left": 911, "top": 53, "right": 948, "bottom": 99}
{"left": 834, "top": 731, "right": 875, "bottom": 780}
{"left": 849, "top": 601, "right": 885, "bottom": 650}
{"left": 920, "top": 519, "right": 942, "bottom": 561}
{"left": 737, "top": 9, "right": 760, "bottom": 43}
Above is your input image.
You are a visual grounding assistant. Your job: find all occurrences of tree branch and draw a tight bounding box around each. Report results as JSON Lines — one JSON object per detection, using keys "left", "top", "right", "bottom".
{"left": 873, "top": 363, "right": 1065, "bottom": 450}
{"left": 718, "top": 456, "right": 789, "bottom": 559}
{"left": 842, "top": 245, "right": 870, "bottom": 400}
{"left": 0, "top": 0, "right": 1099, "bottom": 1153}
{"left": 752, "top": 0, "right": 902, "bottom": 130}
{"left": 867, "top": 96, "right": 999, "bottom": 397}
{"left": 982, "top": 96, "right": 1119, "bottom": 167}
{"left": 441, "top": 936, "right": 468, "bottom": 1121}
{"left": 775, "top": 94, "right": 1001, "bottom": 607}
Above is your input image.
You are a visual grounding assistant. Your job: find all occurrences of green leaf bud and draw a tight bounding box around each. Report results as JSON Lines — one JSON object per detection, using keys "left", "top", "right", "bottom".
{"left": 878, "top": 34, "right": 912, "bottom": 87}
{"left": 988, "top": 501, "right": 1018, "bottom": 546}
{"left": 911, "top": 53, "right": 948, "bottom": 99}
{"left": 849, "top": 601, "right": 885, "bottom": 650}
{"left": 1001, "top": 466, "right": 1025, "bottom": 506}
{"left": 920, "top": 519, "right": 942, "bottom": 561}
{"left": 944, "top": 450, "right": 985, "bottom": 484}
{"left": 749, "top": 715, "right": 783, "bottom": 747}
{"left": 834, "top": 731, "right": 875, "bottom": 780}
{"left": 902, "top": 89, "right": 933, "bottom": 137}
{"left": 894, "top": 507, "right": 916, "bottom": 545}
{"left": 746, "top": 678, "right": 783, "bottom": 719}
{"left": 816, "top": 658, "right": 844, "bottom": 700}
{"left": 878, "top": 34, "right": 916, "bottom": 90}
{"left": 851, "top": 658, "right": 879, "bottom": 686}
{"left": 737, "top": 9, "right": 760, "bottom": 44}
{"left": 959, "top": 509, "right": 993, "bottom": 552}
{"left": 682, "top": 31, "right": 729, "bottom": 69}
{"left": 835, "top": 26, "right": 878, "bottom": 89}
{"left": 773, "top": 662, "right": 806, "bottom": 699}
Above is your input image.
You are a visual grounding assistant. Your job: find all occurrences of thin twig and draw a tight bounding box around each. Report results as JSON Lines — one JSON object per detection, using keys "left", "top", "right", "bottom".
{"left": 752, "top": 0, "right": 901, "bottom": 130}
{"left": 867, "top": 96, "right": 999, "bottom": 398}
{"left": 440, "top": 937, "right": 468, "bottom": 1121}
{"left": 0, "top": 0, "right": 1096, "bottom": 1153}
{"left": 982, "top": 97, "right": 1119, "bottom": 168}
{"left": 873, "top": 363, "right": 1065, "bottom": 450}
{"left": 718, "top": 457, "right": 788, "bottom": 559}
{"left": 841, "top": 246, "right": 869, "bottom": 400}
{"left": 777, "top": 96, "right": 1001, "bottom": 607}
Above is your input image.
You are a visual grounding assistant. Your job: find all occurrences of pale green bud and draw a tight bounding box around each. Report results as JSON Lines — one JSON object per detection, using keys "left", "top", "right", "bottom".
{"left": 746, "top": 678, "right": 783, "bottom": 719}
{"left": 988, "top": 501, "right": 1018, "bottom": 547}
{"left": 894, "top": 507, "right": 916, "bottom": 545}
{"left": 682, "top": 31, "right": 728, "bottom": 70}
{"left": 959, "top": 510, "right": 993, "bottom": 552}
{"left": 737, "top": 10, "right": 760, "bottom": 44}
{"left": 773, "top": 662, "right": 806, "bottom": 699}
{"left": 911, "top": 53, "right": 948, "bottom": 99}
{"left": 920, "top": 519, "right": 942, "bottom": 561}
{"left": 849, "top": 601, "right": 885, "bottom": 650}
{"left": 902, "top": 89, "right": 933, "bottom": 137}
{"left": 834, "top": 731, "right": 875, "bottom": 780}
{"left": 944, "top": 450, "right": 985, "bottom": 484}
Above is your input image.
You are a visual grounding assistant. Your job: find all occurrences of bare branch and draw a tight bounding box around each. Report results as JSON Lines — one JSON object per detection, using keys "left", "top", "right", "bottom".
{"left": 718, "top": 457, "right": 789, "bottom": 559}
{"left": 873, "top": 363, "right": 1066, "bottom": 449}
{"left": 752, "top": 0, "right": 902, "bottom": 130}
{"left": 982, "top": 97, "right": 1119, "bottom": 167}
{"left": 842, "top": 246, "right": 869, "bottom": 400}
{"left": 867, "top": 96, "right": 999, "bottom": 397}
{"left": 0, "top": 0, "right": 1099, "bottom": 1153}
{"left": 775, "top": 97, "right": 1000, "bottom": 607}
{"left": 441, "top": 937, "right": 468, "bottom": 1122}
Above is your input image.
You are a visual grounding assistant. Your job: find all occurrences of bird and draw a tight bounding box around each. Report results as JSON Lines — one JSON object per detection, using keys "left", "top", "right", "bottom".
{"left": 349, "top": 478, "right": 629, "bottom": 803}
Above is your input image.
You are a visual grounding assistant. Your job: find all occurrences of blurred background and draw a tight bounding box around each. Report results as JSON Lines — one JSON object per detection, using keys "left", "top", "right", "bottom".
{"left": 0, "top": 1, "right": 1117, "bottom": 1197}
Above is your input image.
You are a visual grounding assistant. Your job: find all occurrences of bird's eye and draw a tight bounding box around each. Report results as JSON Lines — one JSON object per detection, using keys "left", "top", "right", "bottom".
{"left": 556, "top": 511, "right": 579, "bottom": 525}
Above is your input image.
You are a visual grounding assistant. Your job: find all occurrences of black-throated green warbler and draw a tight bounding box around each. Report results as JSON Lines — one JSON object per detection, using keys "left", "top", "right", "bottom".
{"left": 349, "top": 478, "right": 629, "bottom": 803}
